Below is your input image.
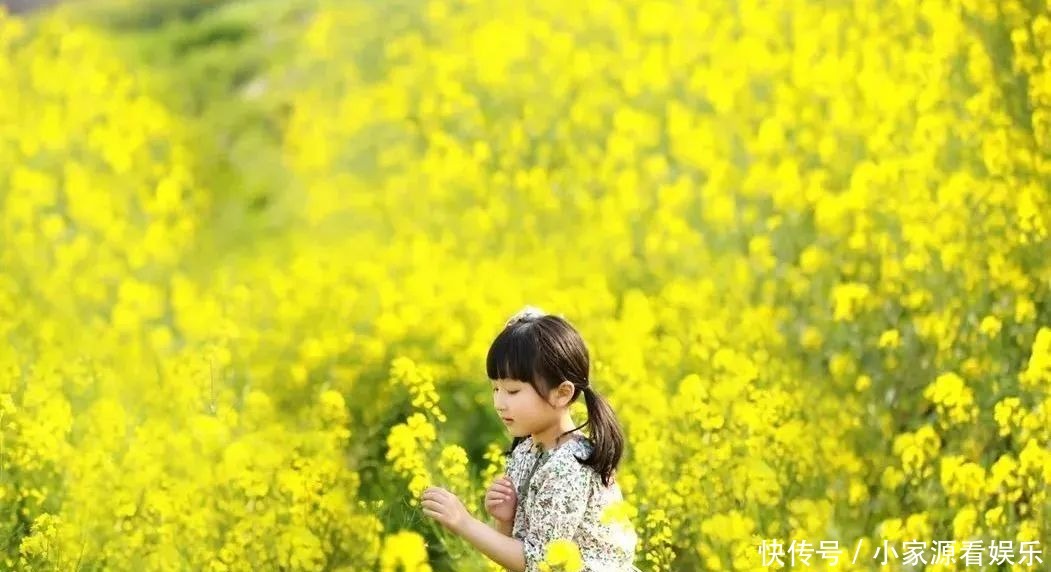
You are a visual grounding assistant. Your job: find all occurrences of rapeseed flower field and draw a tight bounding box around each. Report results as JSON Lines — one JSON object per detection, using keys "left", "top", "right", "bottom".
{"left": 0, "top": 0, "right": 1048, "bottom": 570}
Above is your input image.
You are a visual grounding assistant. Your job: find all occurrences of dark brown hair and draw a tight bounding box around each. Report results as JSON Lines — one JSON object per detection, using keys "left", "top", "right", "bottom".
{"left": 486, "top": 309, "right": 625, "bottom": 486}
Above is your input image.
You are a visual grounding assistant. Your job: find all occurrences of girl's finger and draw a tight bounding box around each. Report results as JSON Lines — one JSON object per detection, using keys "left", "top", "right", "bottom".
{"left": 422, "top": 507, "right": 442, "bottom": 520}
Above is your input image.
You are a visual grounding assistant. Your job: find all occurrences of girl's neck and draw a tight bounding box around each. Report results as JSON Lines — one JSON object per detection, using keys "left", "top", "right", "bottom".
{"left": 531, "top": 416, "right": 580, "bottom": 452}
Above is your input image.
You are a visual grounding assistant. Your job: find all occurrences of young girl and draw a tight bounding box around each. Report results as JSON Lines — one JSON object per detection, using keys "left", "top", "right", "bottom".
{"left": 421, "top": 306, "right": 638, "bottom": 571}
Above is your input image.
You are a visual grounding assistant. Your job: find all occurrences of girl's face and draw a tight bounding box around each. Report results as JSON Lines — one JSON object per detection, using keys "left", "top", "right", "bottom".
{"left": 491, "top": 378, "right": 558, "bottom": 437}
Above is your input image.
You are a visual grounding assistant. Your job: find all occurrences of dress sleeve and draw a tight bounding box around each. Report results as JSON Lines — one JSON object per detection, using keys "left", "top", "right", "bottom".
{"left": 521, "top": 455, "right": 592, "bottom": 572}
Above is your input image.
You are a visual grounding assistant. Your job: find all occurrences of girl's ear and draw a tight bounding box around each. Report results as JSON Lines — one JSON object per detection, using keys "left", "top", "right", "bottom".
{"left": 551, "top": 380, "right": 575, "bottom": 408}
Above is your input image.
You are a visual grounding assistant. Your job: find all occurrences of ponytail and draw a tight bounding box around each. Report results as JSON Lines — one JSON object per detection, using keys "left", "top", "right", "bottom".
{"left": 581, "top": 385, "right": 624, "bottom": 487}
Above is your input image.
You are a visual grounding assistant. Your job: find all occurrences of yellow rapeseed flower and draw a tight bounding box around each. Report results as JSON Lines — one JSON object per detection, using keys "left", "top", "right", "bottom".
{"left": 541, "top": 539, "right": 584, "bottom": 572}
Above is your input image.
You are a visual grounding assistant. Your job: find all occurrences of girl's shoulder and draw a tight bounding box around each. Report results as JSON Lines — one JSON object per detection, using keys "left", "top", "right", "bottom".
{"left": 511, "top": 433, "right": 597, "bottom": 466}
{"left": 560, "top": 433, "right": 594, "bottom": 459}
{"left": 537, "top": 434, "right": 597, "bottom": 478}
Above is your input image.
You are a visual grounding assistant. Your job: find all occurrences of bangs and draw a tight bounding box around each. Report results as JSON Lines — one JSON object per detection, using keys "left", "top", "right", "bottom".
{"left": 486, "top": 323, "right": 540, "bottom": 383}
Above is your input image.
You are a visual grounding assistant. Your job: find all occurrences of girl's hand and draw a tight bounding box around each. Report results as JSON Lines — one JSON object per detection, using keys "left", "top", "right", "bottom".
{"left": 421, "top": 486, "right": 471, "bottom": 535}
{"left": 484, "top": 476, "right": 517, "bottom": 524}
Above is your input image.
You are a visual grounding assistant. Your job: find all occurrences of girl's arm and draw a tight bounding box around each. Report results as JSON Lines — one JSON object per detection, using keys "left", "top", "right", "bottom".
{"left": 422, "top": 486, "right": 525, "bottom": 571}
{"left": 491, "top": 518, "right": 513, "bottom": 536}
{"left": 457, "top": 516, "right": 526, "bottom": 572}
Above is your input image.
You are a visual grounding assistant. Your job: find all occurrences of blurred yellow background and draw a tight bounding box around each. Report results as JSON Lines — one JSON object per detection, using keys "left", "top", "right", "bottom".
{"left": 0, "top": 0, "right": 1048, "bottom": 570}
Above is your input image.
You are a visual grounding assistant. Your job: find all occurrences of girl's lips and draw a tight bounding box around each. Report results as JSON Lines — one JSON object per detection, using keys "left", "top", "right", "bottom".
{"left": 501, "top": 417, "right": 514, "bottom": 423}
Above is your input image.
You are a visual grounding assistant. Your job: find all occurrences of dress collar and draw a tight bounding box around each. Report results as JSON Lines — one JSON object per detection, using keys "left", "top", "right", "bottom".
{"left": 526, "top": 432, "right": 585, "bottom": 455}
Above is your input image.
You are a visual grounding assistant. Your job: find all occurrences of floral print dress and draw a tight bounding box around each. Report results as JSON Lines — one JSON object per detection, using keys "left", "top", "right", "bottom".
{"left": 503, "top": 433, "right": 638, "bottom": 572}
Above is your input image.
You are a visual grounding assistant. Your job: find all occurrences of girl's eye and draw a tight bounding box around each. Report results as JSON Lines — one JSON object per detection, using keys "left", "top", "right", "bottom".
{"left": 508, "top": 391, "right": 520, "bottom": 395}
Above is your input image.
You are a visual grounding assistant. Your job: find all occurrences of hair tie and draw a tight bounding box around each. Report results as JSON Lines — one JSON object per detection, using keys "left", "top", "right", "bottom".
{"left": 505, "top": 305, "right": 546, "bottom": 327}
